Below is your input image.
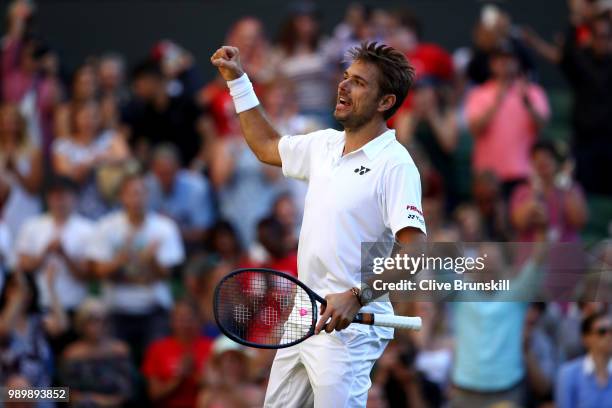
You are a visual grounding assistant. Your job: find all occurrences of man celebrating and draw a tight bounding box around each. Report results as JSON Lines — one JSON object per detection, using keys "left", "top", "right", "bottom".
{"left": 211, "top": 42, "right": 426, "bottom": 407}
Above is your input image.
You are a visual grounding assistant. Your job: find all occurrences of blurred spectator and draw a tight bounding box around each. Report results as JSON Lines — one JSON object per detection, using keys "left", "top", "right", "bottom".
{"left": 325, "top": 3, "right": 375, "bottom": 67}
{"left": 97, "top": 52, "right": 128, "bottom": 102}
{"left": 142, "top": 299, "right": 213, "bottom": 408}
{"left": 0, "top": 176, "right": 12, "bottom": 290}
{"left": 205, "top": 220, "right": 247, "bottom": 266}
{"left": 373, "top": 339, "right": 432, "bottom": 407}
{"left": 15, "top": 176, "right": 93, "bottom": 316}
{"left": 511, "top": 141, "right": 588, "bottom": 242}
{"left": 151, "top": 40, "right": 204, "bottom": 99}
{"left": 471, "top": 171, "right": 511, "bottom": 241}
{"left": 209, "top": 131, "right": 284, "bottom": 247}
{"left": 60, "top": 298, "right": 135, "bottom": 407}
{"left": 411, "top": 302, "right": 454, "bottom": 402}
{"left": 273, "top": 2, "right": 334, "bottom": 124}
{"left": 54, "top": 64, "right": 99, "bottom": 138}
{"left": 182, "top": 256, "right": 230, "bottom": 339}
{"left": 465, "top": 42, "right": 550, "bottom": 197}
{"left": 395, "top": 78, "right": 459, "bottom": 213}
{"left": 200, "top": 335, "right": 264, "bottom": 407}
{"left": 559, "top": 13, "right": 612, "bottom": 197}
{"left": 88, "top": 173, "right": 185, "bottom": 362}
{"left": 523, "top": 302, "right": 556, "bottom": 407}
{"left": 249, "top": 216, "right": 298, "bottom": 277}
{"left": 0, "top": 268, "right": 67, "bottom": 391}
{"left": 121, "top": 60, "right": 206, "bottom": 166}
{"left": 145, "top": 144, "right": 216, "bottom": 253}
{"left": 52, "top": 100, "right": 130, "bottom": 219}
{"left": 196, "top": 386, "right": 248, "bottom": 408}
{"left": 449, "top": 240, "right": 547, "bottom": 408}
{"left": 200, "top": 17, "right": 273, "bottom": 139}
{"left": 556, "top": 311, "right": 612, "bottom": 408}
{"left": 2, "top": 0, "right": 61, "bottom": 153}
{"left": 466, "top": 4, "right": 536, "bottom": 84}
{"left": 0, "top": 102, "right": 43, "bottom": 240}
{"left": 271, "top": 192, "right": 299, "bottom": 250}
{"left": 557, "top": 301, "right": 607, "bottom": 363}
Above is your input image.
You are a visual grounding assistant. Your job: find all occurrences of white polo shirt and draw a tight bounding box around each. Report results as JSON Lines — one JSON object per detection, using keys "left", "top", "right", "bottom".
{"left": 87, "top": 211, "right": 185, "bottom": 314}
{"left": 278, "top": 128, "right": 426, "bottom": 338}
{"left": 16, "top": 214, "right": 95, "bottom": 310}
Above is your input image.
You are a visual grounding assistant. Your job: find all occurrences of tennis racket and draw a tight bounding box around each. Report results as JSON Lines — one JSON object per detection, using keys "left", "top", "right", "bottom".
{"left": 213, "top": 268, "right": 421, "bottom": 349}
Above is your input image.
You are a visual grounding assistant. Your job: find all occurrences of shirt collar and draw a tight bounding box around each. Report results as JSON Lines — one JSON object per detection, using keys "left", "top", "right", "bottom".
{"left": 583, "top": 354, "right": 612, "bottom": 375}
{"left": 338, "top": 129, "right": 396, "bottom": 161}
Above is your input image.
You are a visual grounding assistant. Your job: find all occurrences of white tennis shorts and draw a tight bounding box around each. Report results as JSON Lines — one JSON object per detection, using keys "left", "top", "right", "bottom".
{"left": 263, "top": 324, "right": 390, "bottom": 407}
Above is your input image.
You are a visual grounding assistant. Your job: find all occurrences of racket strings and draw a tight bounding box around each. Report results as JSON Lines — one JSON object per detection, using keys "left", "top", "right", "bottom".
{"left": 216, "top": 270, "right": 314, "bottom": 346}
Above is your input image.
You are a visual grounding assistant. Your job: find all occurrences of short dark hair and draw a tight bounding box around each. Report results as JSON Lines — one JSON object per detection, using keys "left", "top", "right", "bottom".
{"left": 45, "top": 175, "right": 79, "bottom": 195}
{"left": 531, "top": 139, "right": 563, "bottom": 164}
{"left": 347, "top": 42, "right": 415, "bottom": 120}
{"left": 131, "top": 59, "right": 163, "bottom": 81}
{"left": 581, "top": 311, "right": 609, "bottom": 336}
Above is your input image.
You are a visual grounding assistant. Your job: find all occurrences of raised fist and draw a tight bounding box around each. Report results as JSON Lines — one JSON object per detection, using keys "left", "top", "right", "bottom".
{"left": 210, "top": 46, "right": 245, "bottom": 81}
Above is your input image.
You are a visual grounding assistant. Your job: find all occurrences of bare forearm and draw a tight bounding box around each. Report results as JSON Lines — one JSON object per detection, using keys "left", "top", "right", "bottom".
{"left": 237, "top": 106, "right": 282, "bottom": 166}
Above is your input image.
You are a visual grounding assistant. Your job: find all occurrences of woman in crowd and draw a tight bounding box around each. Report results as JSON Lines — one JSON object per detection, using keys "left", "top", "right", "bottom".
{"left": 51, "top": 100, "right": 130, "bottom": 219}
{"left": 511, "top": 140, "right": 588, "bottom": 243}
{"left": 142, "top": 299, "right": 213, "bottom": 408}
{"left": 0, "top": 267, "right": 66, "bottom": 394}
{"left": 59, "top": 298, "right": 134, "bottom": 407}
{"left": 273, "top": 3, "right": 334, "bottom": 125}
{"left": 54, "top": 63, "right": 99, "bottom": 137}
{"left": 0, "top": 103, "right": 43, "bottom": 240}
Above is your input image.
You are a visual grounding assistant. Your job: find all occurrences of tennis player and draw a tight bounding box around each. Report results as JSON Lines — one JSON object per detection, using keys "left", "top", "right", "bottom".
{"left": 211, "top": 41, "right": 427, "bottom": 407}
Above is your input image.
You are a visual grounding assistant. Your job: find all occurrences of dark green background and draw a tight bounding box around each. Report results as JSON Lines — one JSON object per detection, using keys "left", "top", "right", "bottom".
{"left": 1, "top": 0, "right": 569, "bottom": 86}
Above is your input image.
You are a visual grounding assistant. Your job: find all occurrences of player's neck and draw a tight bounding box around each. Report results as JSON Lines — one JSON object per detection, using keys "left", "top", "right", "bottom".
{"left": 343, "top": 120, "right": 388, "bottom": 156}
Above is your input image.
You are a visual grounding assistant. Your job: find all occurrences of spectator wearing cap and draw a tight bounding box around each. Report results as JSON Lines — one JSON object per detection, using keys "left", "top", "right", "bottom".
{"left": 59, "top": 298, "right": 135, "bottom": 407}
{"left": 556, "top": 311, "right": 612, "bottom": 408}
{"left": 142, "top": 299, "right": 213, "bottom": 408}
{"left": 465, "top": 41, "right": 550, "bottom": 198}
{"left": 15, "top": 176, "right": 94, "bottom": 316}
{"left": 200, "top": 335, "right": 264, "bottom": 407}
{"left": 88, "top": 172, "right": 185, "bottom": 363}
{"left": 145, "top": 144, "right": 216, "bottom": 254}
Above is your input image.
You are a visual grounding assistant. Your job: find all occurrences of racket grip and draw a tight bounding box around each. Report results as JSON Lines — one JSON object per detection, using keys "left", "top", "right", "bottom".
{"left": 368, "top": 314, "right": 422, "bottom": 330}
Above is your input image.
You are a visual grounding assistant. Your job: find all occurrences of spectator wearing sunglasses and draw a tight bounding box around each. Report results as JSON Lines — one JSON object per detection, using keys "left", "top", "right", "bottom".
{"left": 556, "top": 311, "right": 612, "bottom": 408}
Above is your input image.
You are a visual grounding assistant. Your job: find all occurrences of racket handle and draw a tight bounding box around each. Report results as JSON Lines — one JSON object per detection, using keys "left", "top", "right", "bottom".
{"left": 354, "top": 313, "right": 422, "bottom": 330}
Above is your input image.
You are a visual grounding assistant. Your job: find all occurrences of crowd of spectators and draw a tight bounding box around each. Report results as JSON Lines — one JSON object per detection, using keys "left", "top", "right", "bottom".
{"left": 0, "top": 0, "right": 611, "bottom": 407}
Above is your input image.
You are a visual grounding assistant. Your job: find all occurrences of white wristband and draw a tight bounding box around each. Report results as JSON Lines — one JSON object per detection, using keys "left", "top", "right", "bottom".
{"left": 226, "top": 73, "right": 260, "bottom": 114}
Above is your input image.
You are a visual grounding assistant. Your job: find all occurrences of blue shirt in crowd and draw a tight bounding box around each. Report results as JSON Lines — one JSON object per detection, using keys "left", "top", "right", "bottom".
{"left": 145, "top": 170, "right": 216, "bottom": 232}
{"left": 556, "top": 355, "right": 612, "bottom": 408}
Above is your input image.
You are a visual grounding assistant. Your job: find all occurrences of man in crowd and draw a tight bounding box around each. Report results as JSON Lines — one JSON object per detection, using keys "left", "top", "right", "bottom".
{"left": 88, "top": 172, "right": 185, "bottom": 362}
{"left": 145, "top": 144, "right": 216, "bottom": 253}
{"left": 15, "top": 177, "right": 93, "bottom": 315}
{"left": 465, "top": 41, "right": 550, "bottom": 198}
{"left": 556, "top": 311, "right": 612, "bottom": 407}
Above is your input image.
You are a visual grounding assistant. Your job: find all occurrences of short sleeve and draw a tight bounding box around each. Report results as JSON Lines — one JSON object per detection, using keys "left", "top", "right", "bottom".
{"left": 278, "top": 130, "right": 328, "bottom": 180}
{"left": 464, "top": 87, "right": 487, "bottom": 127}
{"left": 87, "top": 221, "right": 114, "bottom": 262}
{"left": 156, "top": 219, "right": 185, "bottom": 268}
{"left": 15, "top": 220, "right": 36, "bottom": 255}
{"left": 528, "top": 85, "right": 551, "bottom": 121}
{"left": 383, "top": 163, "right": 427, "bottom": 236}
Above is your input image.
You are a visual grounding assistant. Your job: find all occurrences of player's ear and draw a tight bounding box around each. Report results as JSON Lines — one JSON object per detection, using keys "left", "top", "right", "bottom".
{"left": 378, "top": 94, "right": 396, "bottom": 115}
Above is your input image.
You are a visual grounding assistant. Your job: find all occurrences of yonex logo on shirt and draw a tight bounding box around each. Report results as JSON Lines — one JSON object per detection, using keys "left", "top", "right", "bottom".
{"left": 354, "top": 166, "right": 371, "bottom": 175}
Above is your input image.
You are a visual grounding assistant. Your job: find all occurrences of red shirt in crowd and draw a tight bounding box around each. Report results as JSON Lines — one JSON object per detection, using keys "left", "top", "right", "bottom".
{"left": 142, "top": 336, "right": 213, "bottom": 408}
